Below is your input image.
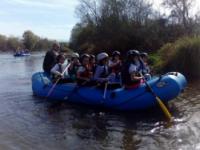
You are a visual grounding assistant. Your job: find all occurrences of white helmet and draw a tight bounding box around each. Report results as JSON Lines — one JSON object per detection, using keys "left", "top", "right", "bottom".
{"left": 97, "top": 52, "right": 109, "bottom": 61}
{"left": 72, "top": 52, "right": 79, "bottom": 58}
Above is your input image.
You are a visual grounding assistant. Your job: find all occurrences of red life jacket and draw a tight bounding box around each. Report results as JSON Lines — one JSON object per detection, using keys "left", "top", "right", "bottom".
{"left": 80, "top": 65, "right": 92, "bottom": 78}
{"left": 110, "top": 61, "right": 121, "bottom": 73}
{"left": 125, "top": 79, "right": 144, "bottom": 89}
{"left": 122, "top": 62, "right": 144, "bottom": 89}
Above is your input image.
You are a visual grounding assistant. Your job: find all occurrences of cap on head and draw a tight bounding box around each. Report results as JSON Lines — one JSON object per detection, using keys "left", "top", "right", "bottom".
{"left": 72, "top": 52, "right": 79, "bottom": 58}
{"left": 140, "top": 52, "right": 148, "bottom": 58}
{"left": 90, "top": 54, "right": 95, "bottom": 59}
{"left": 112, "top": 51, "right": 121, "bottom": 56}
{"left": 97, "top": 52, "right": 109, "bottom": 62}
{"left": 79, "top": 53, "right": 89, "bottom": 63}
{"left": 81, "top": 53, "right": 90, "bottom": 59}
{"left": 127, "top": 50, "right": 140, "bottom": 57}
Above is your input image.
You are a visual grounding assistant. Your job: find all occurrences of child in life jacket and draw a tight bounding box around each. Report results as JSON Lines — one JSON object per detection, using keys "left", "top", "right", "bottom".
{"left": 76, "top": 54, "right": 93, "bottom": 85}
{"left": 140, "top": 52, "right": 151, "bottom": 80}
{"left": 121, "top": 50, "right": 143, "bottom": 89}
{"left": 94, "top": 52, "right": 115, "bottom": 83}
{"left": 50, "top": 54, "right": 69, "bottom": 84}
{"left": 68, "top": 52, "right": 81, "bottom": 82}
{"left": 89, "top": 54, "right": 97, "bottom": 74}
{"left": 108, "top": 51, "right": 122, "bottom": 82}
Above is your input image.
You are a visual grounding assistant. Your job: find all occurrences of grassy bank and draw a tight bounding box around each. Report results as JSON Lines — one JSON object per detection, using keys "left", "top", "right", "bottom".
{"left": 152, "top": 36, "right": 200, "bottom": 80}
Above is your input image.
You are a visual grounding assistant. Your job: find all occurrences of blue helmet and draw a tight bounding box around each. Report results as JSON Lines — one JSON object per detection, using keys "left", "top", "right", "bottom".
{"left": 112, "top": 51, "right": 121, "bottom": 56}
{"left": 127, "top": 50, "right": 140, "bottom": 57}
{"left": 140, "top": 52, "right": 148, "bottom": 58}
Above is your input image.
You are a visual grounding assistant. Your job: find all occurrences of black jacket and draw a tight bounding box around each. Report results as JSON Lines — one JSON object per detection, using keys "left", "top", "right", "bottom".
{"left": 43, "top": 50, "right": 57, "bottom": 73}
{"left": 121, "top": 61, "right": 140, "bottom": 86}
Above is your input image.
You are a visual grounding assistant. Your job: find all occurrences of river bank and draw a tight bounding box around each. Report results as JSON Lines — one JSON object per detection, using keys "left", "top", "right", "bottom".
{"left": 151, "top": 36, "right": 200, "bottom": 80}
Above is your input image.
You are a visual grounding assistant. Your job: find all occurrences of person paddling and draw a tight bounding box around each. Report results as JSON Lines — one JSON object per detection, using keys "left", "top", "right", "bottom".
{"left": 121, "top": 50, "right": 143, "bottom": 89}
{"left": 140, "top": 52, "right": 151, "bottom": 80}
{"left": 50, "top": 54, "right": 69, "bottom": 84}
{"left": 76, "top": 54, "right": 93, "bottom": 85}
{"left": 94, "top": 52, "right": 115, "bottom": 83}
{"left": 68, "top": 53, "right": 81, "bottom": 82}
{"left": 43, "top": 42, "right": 60, "bottom": 74}
{"left": 89, "top": 54, "right": 96, "bottom": 74}
{"left": 108, "top": 51, "right": 122, "bottom": 82}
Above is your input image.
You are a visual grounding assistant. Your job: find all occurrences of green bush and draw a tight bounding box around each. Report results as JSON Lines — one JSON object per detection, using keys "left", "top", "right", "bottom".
{"left": 157, "top": 36, "right": 200, "bottom": 79}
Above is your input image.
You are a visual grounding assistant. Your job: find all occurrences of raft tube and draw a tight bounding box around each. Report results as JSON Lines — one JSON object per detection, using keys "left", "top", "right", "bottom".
{"left": 32, "top": 72, "right": 187, "bottom": 111}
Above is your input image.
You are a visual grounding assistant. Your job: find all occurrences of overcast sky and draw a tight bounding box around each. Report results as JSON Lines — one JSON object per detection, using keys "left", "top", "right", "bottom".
{"left": 0, "top": 0, "right": 199, "bottom": 42}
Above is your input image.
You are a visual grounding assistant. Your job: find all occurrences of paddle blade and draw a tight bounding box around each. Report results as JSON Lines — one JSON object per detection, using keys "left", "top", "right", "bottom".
{"left": 156, "top": 96, "right": 172, "bottom": 121}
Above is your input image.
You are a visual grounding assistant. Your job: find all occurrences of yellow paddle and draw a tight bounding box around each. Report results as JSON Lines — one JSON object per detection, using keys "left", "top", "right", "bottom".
{"left": 142, "top": 75, "right": 172, "bottom": 121}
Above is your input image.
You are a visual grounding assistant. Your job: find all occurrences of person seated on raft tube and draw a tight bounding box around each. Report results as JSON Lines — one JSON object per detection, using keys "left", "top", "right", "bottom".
{"left": 43, "top": 42, "right": 60, "bottom": 74}
{"left": 94, "top": 52, "right": 116, "bottom": 84}
{"left": 76, "top": 54, "right": 94, "bottom": 85}
{"left": 139, "top": 52, "right": 151, "bottom": 80}
{"left": 68, "top": 52, "right": 81, "bottom": 82}
{"left": 50, "top": 54, "right": 69, "bottom": 84}
{"left": 89, "top": 54, "right": 97, "bottom": 74}
{"left": 108, "top": 51, "right": 122, "bottom": 81}
{"left": 121, "top": 50, "right": 143, "bottom": 89}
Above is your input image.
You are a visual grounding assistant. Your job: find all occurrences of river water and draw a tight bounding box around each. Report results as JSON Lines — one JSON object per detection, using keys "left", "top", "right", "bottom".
{"left": 0, "top": 52, "right": 199, "bottom": 150}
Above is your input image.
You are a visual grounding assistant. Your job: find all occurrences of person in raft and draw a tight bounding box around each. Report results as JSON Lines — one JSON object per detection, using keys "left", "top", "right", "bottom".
{"left": 94, "top": 52, "right": 115, "bottom": 83}
{"left": 76, "top": 54, "right": 93, "bottom": 85}
{"left": 121, "top": 50, "right": 143, "bottom": 89}
{"left": 108, "top": 51, "right": 122, "bottom": 81}
{"left": 89, "top": 54, "right": 96, "bottom": 74}
{"left": 139, "top": 52, "right": 151, "bottom": 80}
{"left": 68, "top": 52, "right": 81, "bottom": 82}
{"left": 50, "top": 54, "right": 69, "bottom": 84}
{"left": 43, "top": 42, "right": 60, "bottom": 74}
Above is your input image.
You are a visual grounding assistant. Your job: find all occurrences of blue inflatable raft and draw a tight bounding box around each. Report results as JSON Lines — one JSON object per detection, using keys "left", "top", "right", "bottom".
{"left": 32, "top": 72, "right": 187, "bottom": 111}
{"left": 14, "top": 52, "right": 31, "bottom": 57}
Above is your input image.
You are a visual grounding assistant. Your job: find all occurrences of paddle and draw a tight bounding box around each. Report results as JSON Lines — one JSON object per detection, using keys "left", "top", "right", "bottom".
{"left": 46, "top": 63, "right": 70, "bottom": 98}
{"left": 103, "top": 82, "right": 108, "bottom": 99}
{"left": 142, "top": 74, "right": 172, "bottom": 121}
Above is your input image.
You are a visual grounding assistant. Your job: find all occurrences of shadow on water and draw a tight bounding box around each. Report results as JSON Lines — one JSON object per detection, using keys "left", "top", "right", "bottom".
{"left": 0, "top": 53, "right": 200, "bottom": 150}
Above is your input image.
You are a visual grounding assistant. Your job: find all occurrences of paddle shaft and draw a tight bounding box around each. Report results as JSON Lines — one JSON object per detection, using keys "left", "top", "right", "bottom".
{"left": 103, "top": 82, "right": 108, "bottom": 99}
{"left": 138, "top": 57, "right": 172, "bottom": 120}
{"left": 143, "top": 76, "right": 172, "bottom": 121}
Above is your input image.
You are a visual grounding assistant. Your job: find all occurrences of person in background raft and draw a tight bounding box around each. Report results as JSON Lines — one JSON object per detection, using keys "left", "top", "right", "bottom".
{"left": 43, "top": 42, "right": 60, "bottom": 74}
{"left": 139, "top": 52, "right": 151, "bottom": 80}
{"left": 50, "top": 54, "right": 69, "bottom": 84}
{"left": 68, "top": 52, "right": 81, "bottom": 82}
{"left": 121, "top": 50, "right": 143, "bottom": 89}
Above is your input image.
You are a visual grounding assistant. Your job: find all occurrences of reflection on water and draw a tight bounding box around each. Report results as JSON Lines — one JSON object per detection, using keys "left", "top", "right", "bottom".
{"left": 0, "top": 52, "right": 199, "bottom": 150}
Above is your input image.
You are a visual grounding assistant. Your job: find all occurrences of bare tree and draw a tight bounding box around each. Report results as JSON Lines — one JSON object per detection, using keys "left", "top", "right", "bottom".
{"left": 162, "top": 0, "right": 194, "bottom": 29}
{"left": 76, "top": 0, "right": 100, "bottom": 24}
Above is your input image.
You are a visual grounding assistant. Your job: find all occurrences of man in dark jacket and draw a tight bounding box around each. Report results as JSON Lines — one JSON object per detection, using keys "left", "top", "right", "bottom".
{"left": 43, "top": 42, "right": 60, "bottom": 74}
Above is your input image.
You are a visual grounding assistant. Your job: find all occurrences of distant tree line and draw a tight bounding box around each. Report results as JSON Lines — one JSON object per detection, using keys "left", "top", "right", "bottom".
{"left": 69, "top": 0, "right": 200, "bottom": 54}
{"left": 0, "top": 30, "right": 69, "bottom": 52}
